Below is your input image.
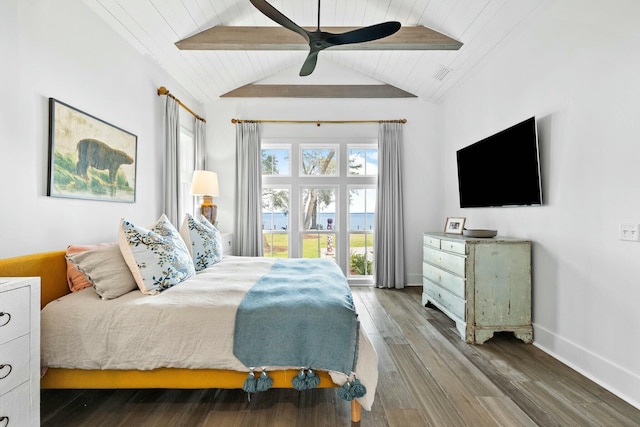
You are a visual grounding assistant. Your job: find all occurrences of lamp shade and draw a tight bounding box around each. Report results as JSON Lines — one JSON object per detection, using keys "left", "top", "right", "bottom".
{"left": 191, "top": 170, "right": 219, "bottom": 196}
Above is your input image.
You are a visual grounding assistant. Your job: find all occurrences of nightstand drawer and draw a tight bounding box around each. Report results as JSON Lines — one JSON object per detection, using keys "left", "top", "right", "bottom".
{"left": 0, "top": 335, "right": 29, "bottom": 396}
{"left": 423, "top": 278, "right": 465, "bottom": 320}
{"left": 423, "top": 246, "right": 466, "bottom": 276}
{"left": 0, "top": 286, "right": 30, "bottom": 345}
{"left": 0, "top": 382, "right": 30, "bottom": 427}
{"left": 422, "top": 262, "right": 465, "bottom": 299}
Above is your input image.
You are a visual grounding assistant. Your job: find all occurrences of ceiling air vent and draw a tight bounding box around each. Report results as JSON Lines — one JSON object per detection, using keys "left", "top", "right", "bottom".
{"left": 433, "top": 65, "right": 453, "bottom": 81}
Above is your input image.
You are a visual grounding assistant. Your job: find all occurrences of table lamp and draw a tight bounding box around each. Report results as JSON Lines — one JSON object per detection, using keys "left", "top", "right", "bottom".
{"left": 191, "top": 170, "right": 219, "bottom": 224}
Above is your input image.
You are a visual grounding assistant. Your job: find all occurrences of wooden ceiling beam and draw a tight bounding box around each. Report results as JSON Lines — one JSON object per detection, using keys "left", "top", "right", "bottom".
{"left": 221, "top": 84, "right": 417, "bottom": 98}
{"left": 176, "top": 26, "right": 462, "bottom": 51}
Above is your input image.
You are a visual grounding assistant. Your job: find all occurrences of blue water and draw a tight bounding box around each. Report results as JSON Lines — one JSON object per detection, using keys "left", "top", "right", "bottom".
{"left": 263, "top": 212, "right": 375, "bottom": 231}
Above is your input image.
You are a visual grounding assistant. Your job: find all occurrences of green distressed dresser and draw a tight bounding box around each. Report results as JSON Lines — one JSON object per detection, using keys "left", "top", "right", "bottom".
{"left": 422, "top": 232, "right": 533, "bottom": 344}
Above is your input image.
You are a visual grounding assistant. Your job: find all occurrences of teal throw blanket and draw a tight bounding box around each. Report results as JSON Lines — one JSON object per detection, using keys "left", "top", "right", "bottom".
{"left": 233, "top": 258, "right": 360, "bottom": 375}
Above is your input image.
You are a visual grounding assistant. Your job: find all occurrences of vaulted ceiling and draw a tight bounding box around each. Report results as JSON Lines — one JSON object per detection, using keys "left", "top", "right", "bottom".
{"left": 84, "top": 0, "right": 545, "bottom": 104}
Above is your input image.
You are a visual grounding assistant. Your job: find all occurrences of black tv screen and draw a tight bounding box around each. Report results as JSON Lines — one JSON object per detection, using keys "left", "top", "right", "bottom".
{"left": 456, "top": 117, "right": 542, "bottom": 208}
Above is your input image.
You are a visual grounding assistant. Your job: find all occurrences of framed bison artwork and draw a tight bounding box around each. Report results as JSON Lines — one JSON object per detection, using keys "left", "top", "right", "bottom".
{"left": 47, "top": 98, "right": 137, "bottom": 202}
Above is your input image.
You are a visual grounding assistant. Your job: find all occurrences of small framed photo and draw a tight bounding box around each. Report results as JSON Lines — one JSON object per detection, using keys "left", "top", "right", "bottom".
{"left": 444, "top": 217, "right": 466, "bottom": 234}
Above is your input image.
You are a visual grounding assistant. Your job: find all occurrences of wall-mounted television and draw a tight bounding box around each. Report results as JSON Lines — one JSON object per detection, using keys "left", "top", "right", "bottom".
{"left": 456, "top": 116, "right": 542, "bottom": 208}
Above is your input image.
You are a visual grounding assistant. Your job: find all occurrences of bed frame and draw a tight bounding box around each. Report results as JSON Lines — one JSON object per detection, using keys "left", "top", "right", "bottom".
{"left": 0, "top": 250, "right": 362, "bottom": 422}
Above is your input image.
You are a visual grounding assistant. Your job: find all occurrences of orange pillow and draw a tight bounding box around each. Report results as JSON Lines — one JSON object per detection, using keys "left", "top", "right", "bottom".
{"left": 65, "top": 243, "right": 115, "bottom": 292}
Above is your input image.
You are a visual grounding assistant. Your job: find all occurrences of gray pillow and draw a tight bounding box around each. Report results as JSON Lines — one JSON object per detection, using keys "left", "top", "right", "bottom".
{"left": 66, "top": 244, "right": 138, "bottom": 300}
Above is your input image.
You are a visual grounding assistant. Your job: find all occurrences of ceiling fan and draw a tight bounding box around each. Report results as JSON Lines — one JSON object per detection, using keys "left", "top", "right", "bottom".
{"left": 250, "top": 0, "right": 401, "bottom": 76}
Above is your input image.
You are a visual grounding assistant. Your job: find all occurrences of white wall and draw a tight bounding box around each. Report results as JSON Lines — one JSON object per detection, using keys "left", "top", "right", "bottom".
{"left": 440, "top": 0, "right": 640, "bottom": 407}
{"left": 205, "top": 90, "right": 442, "bottom": 285}
{"left": 0, "top": 0, "right": 201, "bottom": 258}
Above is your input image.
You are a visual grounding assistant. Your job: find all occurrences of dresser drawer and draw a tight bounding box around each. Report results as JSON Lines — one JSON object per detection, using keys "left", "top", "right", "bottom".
{"left": 0, "top": 286, "right": 30, "bottom": 345}
{"left": 423, "top": 278, "right": 465, "bottom": 320}
{"left": 0, "top": 381, "right": 30, "bottom": 427}
{"left": 423, "top": 235, "right": 440, "bottom": 249}
{"left": 422, "top": 262, "right": 465, "bottom": 299}
{"left": 422, "top": 246, "right": 466, "bottom": 277}
{"left": 440, "top": 239, "right": 467, "bottom": 255}
{"left": 0, "top": 335, "right": 29, "bottom": 396}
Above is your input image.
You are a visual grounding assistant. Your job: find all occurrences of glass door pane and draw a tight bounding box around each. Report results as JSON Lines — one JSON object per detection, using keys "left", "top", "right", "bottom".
{"left": 302, "top": 232, "right": 337, "bottom": 259}
{"left": 262, "top": 187, "right": 290, "bottom": 257}
{"left": 348, "top": 187, "right": 375, "bottom": 277}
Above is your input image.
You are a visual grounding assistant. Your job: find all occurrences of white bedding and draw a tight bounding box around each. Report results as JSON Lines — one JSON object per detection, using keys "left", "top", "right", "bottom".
{"left": 41, "top": 256, "right": 378, "bottom": 410}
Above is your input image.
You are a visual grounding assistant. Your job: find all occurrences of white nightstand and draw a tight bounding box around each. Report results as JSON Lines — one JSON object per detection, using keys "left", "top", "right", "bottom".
{"left": 220, "top": 233, "right": 235, "bottom": 256}
{"left": 0, "top": 277, "right": 40, "bottom": 427}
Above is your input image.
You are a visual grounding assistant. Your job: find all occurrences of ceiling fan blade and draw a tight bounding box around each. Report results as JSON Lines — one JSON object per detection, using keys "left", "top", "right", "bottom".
{"left": 250, "top": 0, "right": 310, "bottom": 42}
{"left": 299, "top": 50, "right": 320, "bottom": 76}
{"left": 325, "top": 21, "right": 401, "bottom": 46}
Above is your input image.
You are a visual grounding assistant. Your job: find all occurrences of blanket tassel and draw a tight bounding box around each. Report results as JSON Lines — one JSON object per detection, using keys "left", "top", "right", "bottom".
{"left": 292, "top": 368, "right": 308, "bottom": 390}
{"left": 306, "top": 369, "right": 320, "bottom": 389}
{"left": 242, "top": 370, "right": 257, "bottom": 395}
{"left": 337, "top": 375, "right": 366, "bottom": 402}
{"left": 292, "top": 368, "right": 322, "bottom": 391}
{"left": 256, "top": 369, "right": 273, "bottom": 392}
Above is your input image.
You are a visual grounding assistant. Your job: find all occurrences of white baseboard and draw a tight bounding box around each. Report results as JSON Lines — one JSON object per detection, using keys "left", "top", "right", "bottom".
{"left": 533, "top": 323, "right": 640, "bottom": 410}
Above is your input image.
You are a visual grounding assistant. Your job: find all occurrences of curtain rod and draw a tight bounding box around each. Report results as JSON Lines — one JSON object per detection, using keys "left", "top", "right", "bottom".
{"left": 157, "top": 86, "right": 206, "bottom": 123}
{"left": 231, "top": 118, "right": 406, "bottom": 126}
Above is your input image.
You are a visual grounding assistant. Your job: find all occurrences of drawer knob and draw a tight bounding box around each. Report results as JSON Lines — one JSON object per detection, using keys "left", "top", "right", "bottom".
{"left": 0, "top": 312, "right": 10, "bottom": 327}
{"left": 0, "top": 364, "right": 11, "bottom": 380}
{"left": 0, "top": 416, "right": 7, "bottom": 427}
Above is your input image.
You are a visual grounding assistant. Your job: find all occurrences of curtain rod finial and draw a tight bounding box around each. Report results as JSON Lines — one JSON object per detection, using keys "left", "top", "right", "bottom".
{"left": 157, "top": 86, "right": 169, "bottom": 96}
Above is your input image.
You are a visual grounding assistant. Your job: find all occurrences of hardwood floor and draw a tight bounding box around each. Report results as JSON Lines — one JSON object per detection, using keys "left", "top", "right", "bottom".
{"left": 41, "top": 287, "right": 640, "bottom": 426}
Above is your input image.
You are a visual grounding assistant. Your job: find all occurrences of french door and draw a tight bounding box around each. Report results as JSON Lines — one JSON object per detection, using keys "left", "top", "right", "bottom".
{"left": 261, "top": 139, "right": 377, "bottom": 284}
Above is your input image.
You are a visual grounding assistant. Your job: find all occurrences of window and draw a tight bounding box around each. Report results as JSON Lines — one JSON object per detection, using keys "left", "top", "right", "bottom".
{"left": 301, "top": 146, "right": 338, "bottom": 176}
{"left": 262, "top": 147, "right": 290, "bottom": 176}
{"left": 349, "top": 146, "right": 378, "bottom": 176}
{"left": 262, "top": 139, "right": 377, "bottom": 283}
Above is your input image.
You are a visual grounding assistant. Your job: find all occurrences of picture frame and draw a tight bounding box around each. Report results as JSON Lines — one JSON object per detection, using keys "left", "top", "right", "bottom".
{"left": 47, "top": 98, "right": 137, "bottom": 202}
{"left": 444, "top": 217, "right": 466, "bottom": 234}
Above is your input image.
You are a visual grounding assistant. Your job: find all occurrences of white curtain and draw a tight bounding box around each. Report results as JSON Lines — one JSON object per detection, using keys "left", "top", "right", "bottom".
{"left": 163, "top": 97, "right": 181, "bottom": 226}
{"left": 375, "top": 122, "right": 405, "bottom": 289}
{"left": 235, "top": 122, "right": 263, "bottom": 256}
{"left": 194, "top": 117, "right": 206, "bottom": 170}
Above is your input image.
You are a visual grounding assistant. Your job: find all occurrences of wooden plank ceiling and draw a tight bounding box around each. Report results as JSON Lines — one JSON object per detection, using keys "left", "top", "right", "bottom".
{"left": 83, "top": 0, "right": 546, "bottom": 103}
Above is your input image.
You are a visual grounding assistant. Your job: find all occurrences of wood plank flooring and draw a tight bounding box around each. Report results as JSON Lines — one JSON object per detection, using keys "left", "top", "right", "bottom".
{"left": 41, "top": 287, "right": 640, "bottom": 426}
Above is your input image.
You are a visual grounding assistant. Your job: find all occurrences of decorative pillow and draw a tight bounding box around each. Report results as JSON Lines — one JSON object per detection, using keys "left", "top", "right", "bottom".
{"left": 118, "top": 214, "right": 195, "bottom": 295}
{"left": 65, "top": 244, "right": 138, "bottom": 300}
{"left": 179, "top": 213, "right": 223, "bottom": 271}
{"left": 200, "top": 215, "right": 225, "bottom": 259}
{"left": 65, "top": 243, "right": 114, "bottom": 292}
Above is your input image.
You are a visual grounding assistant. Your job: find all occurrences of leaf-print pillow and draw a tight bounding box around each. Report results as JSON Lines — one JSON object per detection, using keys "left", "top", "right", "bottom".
{"left": 118, "top": 214, "right": 195, "bottom": 295}
{"left": 179, "top": 213, "right": 223, "bottom": 271}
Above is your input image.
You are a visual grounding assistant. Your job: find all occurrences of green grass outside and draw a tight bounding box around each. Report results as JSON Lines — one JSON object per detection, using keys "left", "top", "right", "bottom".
{"left": 262, "top": 232, "right": 374, "bottom": 257}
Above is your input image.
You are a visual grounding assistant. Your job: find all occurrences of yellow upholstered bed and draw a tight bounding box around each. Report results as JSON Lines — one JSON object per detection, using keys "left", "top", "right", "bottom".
{"left": 0, "top": 250, "right": 363, "bottom": 422}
